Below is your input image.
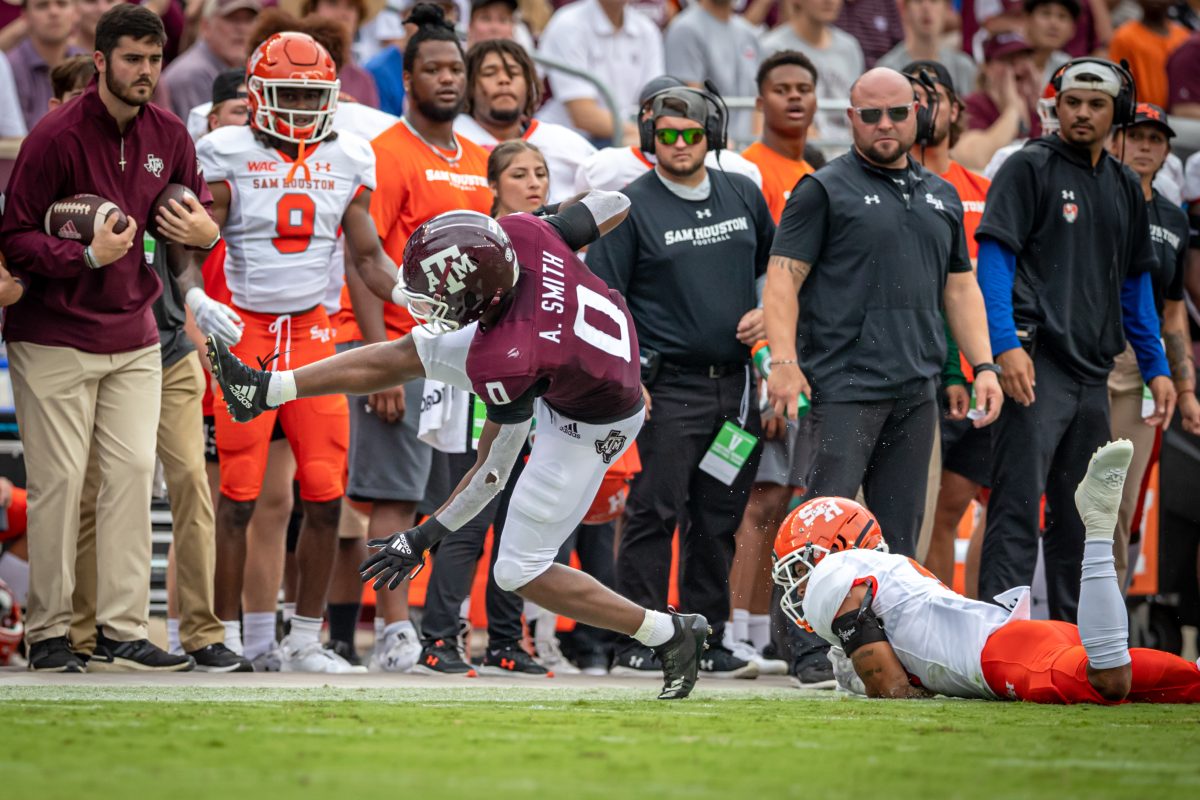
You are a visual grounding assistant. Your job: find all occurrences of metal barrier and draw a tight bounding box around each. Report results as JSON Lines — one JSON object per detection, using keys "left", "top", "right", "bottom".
{"left": 530, "top": 53, "right": 626, "bottom": 147}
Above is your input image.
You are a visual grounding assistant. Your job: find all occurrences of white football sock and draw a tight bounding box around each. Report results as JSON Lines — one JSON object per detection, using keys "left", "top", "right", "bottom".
{"left": 0, "top": 551, "right": 29, "bottom": 605}
{"left": 242, "top": 612, "right": 277, "bottom": 660}
{"left": 383, "top": 619, "right": 415, "bottom": 639}
{"left": 221, "top": 620, "right": 243, "bottom": 655}
{"left": 265, "top": 370, "right": 297, "bottom": 407}
{"left": 632, "top": 610, "right": 676, "bottom": 647}
{"left": 731, "top": 608, "right": 749, "bottom": 644}
{"left": 1074, "top": 440, "right": 1134, "bottom": 540}
{"left": 749, "top": 614, "right": 771, "bottom": 651}
{"left": 289, "top": 614, "right": 322, "bottom": 647}
{"left": 1079, "top": 539, "right": 1131, "bottom": 669}
{"left": 166, "top": 618, "right": 181, "bottom": 655}
{"left": 282, "top": 602, "right": 296, "bottom": 624}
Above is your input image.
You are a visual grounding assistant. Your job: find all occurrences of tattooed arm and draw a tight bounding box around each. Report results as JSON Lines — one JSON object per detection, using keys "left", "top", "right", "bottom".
{"left": 763, "top": 255, "right": 813, "bottom": 419}
{"left": 1163, "top": 299, "right": 1200, "bottom": 434}
{"left": 835, "top": 584, "right": 935, "bottom": 699}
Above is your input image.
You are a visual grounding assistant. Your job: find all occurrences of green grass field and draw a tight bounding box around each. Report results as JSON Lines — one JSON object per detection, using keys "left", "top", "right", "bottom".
{"left": 3, "top": 684, "right": 1199, "bottom": 800}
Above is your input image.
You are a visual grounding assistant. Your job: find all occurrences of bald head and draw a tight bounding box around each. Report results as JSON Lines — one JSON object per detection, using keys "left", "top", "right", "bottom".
{"left": 849, "top": 68, "right": 916, "bottom": 108}
{"left": 846, "top": 68, "right": 918, "bottom": 169}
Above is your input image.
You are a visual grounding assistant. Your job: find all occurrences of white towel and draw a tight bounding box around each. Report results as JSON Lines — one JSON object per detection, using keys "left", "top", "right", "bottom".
{"left": 418, "top": 379, "right": 470, "bottom": 453}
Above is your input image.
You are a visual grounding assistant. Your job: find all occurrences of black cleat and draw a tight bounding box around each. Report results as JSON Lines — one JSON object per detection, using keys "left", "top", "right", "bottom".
{"left": 189, "top": 642, "right": 253, "bottom": 673}
{"left": 652, "top": 613, "right": 709, "bottom": 700}
{"left": 206, "top": 335, "right": 274, "bottom": 423}
{"left": 329, "top": 639, "right": 362, "bottom": 668}
{"left": 699, "top": 643, "right": 759, "bottom": 679}
{"left": 478, "top": 643, "right": 553, "bottom": 678}
{"left": 27, "top": 637, "right": 85, "bottom": 673}
{"left": 791, "top": 653, "right": 837, "bottom": 690}
{"left": 90, "top": 632, "right": 195, "bottom": 672}
{"left": 412, "top": 639, "right": 477, "bottom": 677}
{"left": 610, "top": 643, "right": 661, "bottom": 677}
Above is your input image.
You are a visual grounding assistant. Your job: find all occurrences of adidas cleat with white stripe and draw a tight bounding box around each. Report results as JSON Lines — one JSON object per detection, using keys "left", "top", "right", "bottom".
{"left": 206, "top": 335, "right": 276, "bottom": 423}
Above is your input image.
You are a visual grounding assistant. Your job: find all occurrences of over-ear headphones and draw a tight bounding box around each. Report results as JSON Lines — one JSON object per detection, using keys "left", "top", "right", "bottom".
{"left": 1049, "top": 57, "right": 1137, "bottom": 127}
{"left": 637, "top": 83, "right": 728, "bottom": 155}
{"left": 906, "top": 69, "right": 941, "bottom": 146}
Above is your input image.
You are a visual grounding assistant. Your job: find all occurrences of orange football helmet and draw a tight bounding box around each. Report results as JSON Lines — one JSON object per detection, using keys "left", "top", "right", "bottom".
{"left": 247, "top": 32, "right": 340, "bottom": 145}
{"left": 583, "top": 443, "right": 641, "bottom": 525}
{"left": 771, "top": 497, "right": 887, "bottom": 627}
{"left": 0, "top": 579, "right": 23, "bottom": 666}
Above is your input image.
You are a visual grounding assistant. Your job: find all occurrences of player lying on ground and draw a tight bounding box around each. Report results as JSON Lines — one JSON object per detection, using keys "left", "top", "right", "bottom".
{"left": 772, "top": 441, "right": 1200, "bottom": 703}
{"left": 209, "top": 193, "right": 712, "bottom": 699}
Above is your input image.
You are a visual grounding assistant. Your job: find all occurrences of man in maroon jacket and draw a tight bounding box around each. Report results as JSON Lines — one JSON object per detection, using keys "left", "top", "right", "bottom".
{"left": 0, "top": 5, "right": 222, "bottom": 673}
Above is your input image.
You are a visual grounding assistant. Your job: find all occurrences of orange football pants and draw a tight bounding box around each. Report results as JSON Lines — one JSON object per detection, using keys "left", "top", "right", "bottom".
{"left": 0, "top": 487, "right": 27, "bottom": 542}
{"left": 214, "top": 305, "right": 348, "bottom": 503}
{"left": 981, "top": 620, "right": 1200, "bottom": 704}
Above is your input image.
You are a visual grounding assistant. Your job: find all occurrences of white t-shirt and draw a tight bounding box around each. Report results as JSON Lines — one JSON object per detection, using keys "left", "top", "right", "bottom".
{"left": 0, "top": 52, "right": 27, "bottom": 138}
{"left": 804, "top": 548, "right": 1030, "bottom": 699}
{"left": 573, "top": 145, "right": 763, "bottom": 193}
{"left": 760, "top": 25, "right": 864, "bottom": 143}
{"left": 536, "top": 0, "right": 664, "bottom": 134}
{"left": 453, "top": 116, "right": 597, "bottom": 204}
{"left": 197, "top": 125, "right": 376, "bottom": 314}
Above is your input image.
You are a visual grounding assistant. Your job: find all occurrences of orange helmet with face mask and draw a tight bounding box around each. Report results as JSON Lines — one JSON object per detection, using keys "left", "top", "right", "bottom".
{"left": 771, "top": 497, "right": 887, "bottom": 628}
{"left": 247, "top": 32, "right": 340, "bottom": 145}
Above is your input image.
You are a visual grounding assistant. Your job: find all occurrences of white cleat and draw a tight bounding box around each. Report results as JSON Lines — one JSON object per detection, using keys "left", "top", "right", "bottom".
{"left": 250, "top": 643, "right": 282, "bottom": 673}
{"left": 730, "top": 640, "right": 789, "bottom": 676}
{"left": 369, "top": 626, "right": 421, "bottom": 673}
{"left": 1074, "top": 439, "right": 1135, "bottom": 539}
{"left": 279, "top": 635, "right": 367, "bottom": 673}
{"left": 534, "top": 636, "right": 580, "bottom": 675}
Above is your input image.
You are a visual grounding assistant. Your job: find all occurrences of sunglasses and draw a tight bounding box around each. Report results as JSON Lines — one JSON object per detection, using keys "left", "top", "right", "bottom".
{"left": 655, "top": 127, "right": 705, "bottom": 146}
{"left": 853, "top": 105, "right": 913, "bottom": 124}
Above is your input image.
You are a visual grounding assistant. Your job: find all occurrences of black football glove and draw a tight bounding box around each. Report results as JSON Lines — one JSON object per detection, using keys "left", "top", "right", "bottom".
{"left": 359, "top": 519, "right": 451, "bottom": 590}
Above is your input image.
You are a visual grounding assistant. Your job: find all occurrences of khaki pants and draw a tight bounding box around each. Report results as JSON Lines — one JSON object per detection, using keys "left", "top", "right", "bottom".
{"left": 1107, "top": 344, "right": 1158, "bottom": 591}
{"left": 71, "top": 352, "right": 224, "bottom": 653}
{"left": 9, "top": 342, "right": 161, "bottom": 645}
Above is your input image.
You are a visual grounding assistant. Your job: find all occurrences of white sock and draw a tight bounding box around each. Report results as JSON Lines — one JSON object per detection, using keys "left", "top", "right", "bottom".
{"left": 221, "top": 620, "right": 243, "bottom": 655}
{"left": 289, "top": 614, "right": 322, "bottom": 647}
{"left": 731, "top": 608, "right": 749, "bottom": 644}
{"left": 632, "top": 610, "right": 676, "bottom": 648}
{"left": 0, "top": 551, "right": 29, "bottom": 605}
{"left": 266, "top": 370, "right": 297, "bottom": 407}
{"left": 383, "top": 620, "right": 415, "bottom": 639}
{"left": 1078, "top": 539, "right": 1132, "bottom": 670}
{"left": 243, "top": 612, "right": 277, "bottom": 660}
{"left": 749, "top": 614, "right": 771, "bottom": 651}
{"left": 282, "top": 602, "right": 296, "bottom": 624}
{"left": 166, "top": 618, "right": 181, "bottom": 655}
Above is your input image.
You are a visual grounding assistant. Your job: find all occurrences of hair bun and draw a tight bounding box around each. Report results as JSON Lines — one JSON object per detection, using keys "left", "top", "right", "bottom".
{"left": 404, "top": 2, "right": 450, "bottom": 29}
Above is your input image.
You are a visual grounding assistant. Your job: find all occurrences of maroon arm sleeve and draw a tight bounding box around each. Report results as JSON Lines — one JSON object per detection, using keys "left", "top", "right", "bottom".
{"left": 0, "top": 134, "right": 89, "bottom": 279}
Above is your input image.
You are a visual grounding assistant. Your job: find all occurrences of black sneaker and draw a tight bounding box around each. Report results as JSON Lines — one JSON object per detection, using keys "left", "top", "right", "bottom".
{"left": 699, "top": 643, "right": 759, "bottom": 679}
{"left": 610, "top": 643, "right": 661, "bottom": 677}
{"left": 189, "top": 642, "right": 253, "bottom": 673}
{"left": 792, "top": 653, "right": 836, "bottom": 689}
{"left": 412, "top": 638, "right": 477, "bottom": 676}
{"left": 329, "top": 639, "right": 362, "bottom": 668}
{"left": 28, "top": 637, "right": 85, "bottom": 673}
{"left": 478, "top": 643, "right": 553, "bottom": 678}
{"left": 206, "top": 335, "right": 275, "bottom": 423}
{"left": 652, "top": 613, "right": 710, "bottom": 700}
{"left": 575, "top": 651, "right": 610, "bottom": 677}
{"left": 90, "top": 632, "right": 195, "bottom": 672}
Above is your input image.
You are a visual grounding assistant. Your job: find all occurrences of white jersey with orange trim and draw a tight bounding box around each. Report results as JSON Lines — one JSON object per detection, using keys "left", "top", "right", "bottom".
{"left": 573, "top": 145, "right": 763, "bottom": 193}
{"left": 454, "top": 115, "right": 596, "bottom": 204}
{"left": 197, "top": 124, "right": 376, "bottom": 314}
{"left": 804, "top": 549, "right": 1031, "bottom": 699}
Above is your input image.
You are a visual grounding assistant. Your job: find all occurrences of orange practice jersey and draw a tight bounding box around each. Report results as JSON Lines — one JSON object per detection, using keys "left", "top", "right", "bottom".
{"left": 741, "top": 142, "right": 814, "bottom": 223}
{"left": 337, "top": 122, "right": 493, "bottom": 342}
{"left": 1108, "top": 22, "right": 1192, "bottom": 108}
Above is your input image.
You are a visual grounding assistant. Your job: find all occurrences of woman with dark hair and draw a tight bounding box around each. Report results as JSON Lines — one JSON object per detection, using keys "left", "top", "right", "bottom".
{"left": 487, "top": 139, "right": 549, "bottom": 217}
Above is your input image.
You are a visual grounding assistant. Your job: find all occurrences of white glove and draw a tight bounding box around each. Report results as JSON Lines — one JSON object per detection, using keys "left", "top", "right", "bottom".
{"left": 391, "top": 268, "right": 408, "bottom": 307}
{"left": 828, "top": 646, "right": 867, "bottom": 696}
{"left": 185, "top": 286, "right": 243, "bottom": 345}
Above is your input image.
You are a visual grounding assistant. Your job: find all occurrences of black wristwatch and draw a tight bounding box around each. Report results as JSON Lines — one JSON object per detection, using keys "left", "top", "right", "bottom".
{"left": 973, "top": 362, "right": 1002, "bottom": 377}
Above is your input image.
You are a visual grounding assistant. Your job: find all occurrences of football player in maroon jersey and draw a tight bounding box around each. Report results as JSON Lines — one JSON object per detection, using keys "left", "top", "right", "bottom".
{"left": 208, "top": 192, "right": 712, "bottom": 699}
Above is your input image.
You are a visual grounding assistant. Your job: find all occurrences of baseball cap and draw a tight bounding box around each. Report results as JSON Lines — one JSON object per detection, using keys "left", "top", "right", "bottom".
{"left": 202, "top": 0, "right": 261, "bottom": 18}
{"left": 471, "top": 0, "right": 517, "bottom": 11}
{"left": 902, "top": 60, "right": 957, "bottom": 99}
{"left": 649, "top": 88, "right": 709, "bottom": 126}
{"left": 982, "top": 32, "right": 1034, "bottom": 62}
{"left": 1120, "top": 102, "right": 1176, "bottom": 137}
{"left": 639, "top": 75, "right": 685, "bottom": 106}
{"left": 1023, "top": 0, "right": 1081, "bottom": 18}
{"left": 1058, "top": 60, "right": 1122, "bottom": 98}
{"left": 211, "top": 68, "right": 247, "bottom": 105}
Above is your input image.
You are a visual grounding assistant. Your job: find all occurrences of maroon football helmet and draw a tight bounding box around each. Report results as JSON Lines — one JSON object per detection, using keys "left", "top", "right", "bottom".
{"left": 400, "top": 210, "right": 519, "bottom": 333}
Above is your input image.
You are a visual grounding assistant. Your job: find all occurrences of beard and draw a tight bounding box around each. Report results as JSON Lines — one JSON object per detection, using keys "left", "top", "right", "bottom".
{"left": 485, "top": 104, "right": 522, "bottom": 125}
{"left": 106, "top": 69, "right": 154, "bottom": 107}
{"left": 415, "top": 93, "right": 464, "bottom": 123}
{"left": 657, "top": 151, "right": 705, "bottom": 180}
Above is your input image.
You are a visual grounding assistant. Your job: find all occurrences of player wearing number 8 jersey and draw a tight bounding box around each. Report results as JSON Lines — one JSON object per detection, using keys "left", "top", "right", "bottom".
{"left": 196, "top": 32, "right": 404, "bottom": 673}
{"left": 208, "top": 194, "right": 714, "bottom": 699}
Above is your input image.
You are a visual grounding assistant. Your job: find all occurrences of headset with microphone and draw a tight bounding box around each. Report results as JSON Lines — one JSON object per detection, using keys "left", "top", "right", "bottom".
{"left": 637, "top": 81, "right": 729, "bottom": 155}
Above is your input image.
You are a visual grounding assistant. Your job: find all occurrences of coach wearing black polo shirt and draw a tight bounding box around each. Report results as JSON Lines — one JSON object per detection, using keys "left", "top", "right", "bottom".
{"left": 588, "top": 87, "right": 775, "bottom": 679}
{"left": 765, "top": 67, "right": 1001, "bottom": 559}
{"left": 976, "top": 59, "right": 1173, "bottom": 622}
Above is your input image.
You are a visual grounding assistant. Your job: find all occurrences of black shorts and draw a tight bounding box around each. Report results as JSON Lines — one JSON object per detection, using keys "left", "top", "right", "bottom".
{"left": 203, "top": 415, "right": 286, "bottom": 464}
{"left": 940, "top": 415, "right": 992, "bottom": 488}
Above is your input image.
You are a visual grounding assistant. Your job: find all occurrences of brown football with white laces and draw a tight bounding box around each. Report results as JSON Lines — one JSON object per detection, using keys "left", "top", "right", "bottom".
{"left": 43, "top": 194, "right": 129, "bottom": 245}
